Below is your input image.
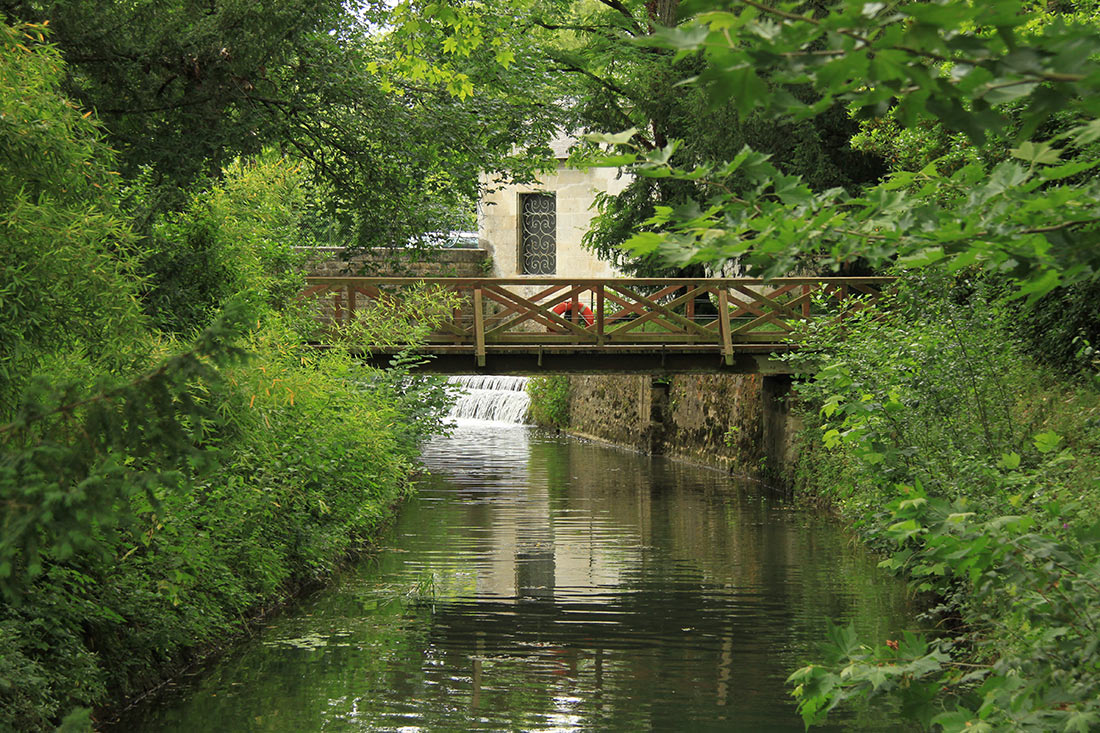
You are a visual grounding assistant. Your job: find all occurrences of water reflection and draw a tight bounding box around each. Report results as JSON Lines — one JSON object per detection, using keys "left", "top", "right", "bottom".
{"left": 111, "top": 423, "right": 916, "bottom": 732}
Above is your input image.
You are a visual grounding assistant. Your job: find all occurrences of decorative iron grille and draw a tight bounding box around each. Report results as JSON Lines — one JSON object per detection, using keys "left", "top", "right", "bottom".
{"left": 520, "top": 193, "right": 556, "bottom": 275}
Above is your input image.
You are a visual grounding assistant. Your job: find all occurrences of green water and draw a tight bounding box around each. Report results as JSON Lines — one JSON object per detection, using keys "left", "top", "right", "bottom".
{"left": 109, "top": 423, "right": 918, "bottom": 731}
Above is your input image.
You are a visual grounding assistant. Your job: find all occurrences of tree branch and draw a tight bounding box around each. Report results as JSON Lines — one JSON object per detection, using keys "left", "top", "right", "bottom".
{"left": 731, "top": 0, "right": 1087, "bottom": 85}
{"left": 594, "top": 0, "right": 645, "bottom": 34}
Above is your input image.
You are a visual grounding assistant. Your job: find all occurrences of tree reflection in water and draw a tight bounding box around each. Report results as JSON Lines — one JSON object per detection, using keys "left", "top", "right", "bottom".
{"left": 110, "top": 424, "right": 918, "bottom": 732}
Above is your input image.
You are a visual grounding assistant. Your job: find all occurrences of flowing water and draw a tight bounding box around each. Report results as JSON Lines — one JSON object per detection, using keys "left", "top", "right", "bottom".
{"left": 111, "top": 395, "right": 918, "bottom": 732}
{"left": 447, "top": 375, "right": 531, "bottom": 424}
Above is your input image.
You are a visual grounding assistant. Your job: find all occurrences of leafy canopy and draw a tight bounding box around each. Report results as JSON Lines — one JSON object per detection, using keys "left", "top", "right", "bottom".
{"left": 1, "top": 1, "right": 562, "bottom": 247}
{"left": 581, "top": 0, "right": 1100, "bottom": 298}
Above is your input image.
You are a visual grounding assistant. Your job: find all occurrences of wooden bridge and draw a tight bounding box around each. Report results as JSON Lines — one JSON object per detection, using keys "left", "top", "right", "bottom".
{"left": 301, "top": 276, "right": 894, "bottom": 374}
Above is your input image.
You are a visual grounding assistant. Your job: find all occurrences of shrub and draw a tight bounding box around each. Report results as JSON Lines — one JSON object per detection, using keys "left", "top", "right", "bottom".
{"left": 785, "top": 268, "right": 1100, "bottom": 730}
{"left": 0, "top": 312, "right": 442, "bottom": 729}
{"left": 0, "top": 22, "right": 147, "bottom": 415}
{"left": 135, "top": 155, "right": 308, "bottom": 335}
{"left": 527, "top": 375, "right": 570, "bottom": 428}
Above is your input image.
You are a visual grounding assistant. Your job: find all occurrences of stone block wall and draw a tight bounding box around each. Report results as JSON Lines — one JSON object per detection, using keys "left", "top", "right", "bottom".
{"left": 296, "top": 246, "right": 490, "bottom": 278}
{"left": 566, "top": 375, "right": 655, "bottom": 452}
{"left": 663, "top": 374, "right": 766, "bottom": 475}
{"left": 562, "top": 372, "right": 795, "bottom": 483}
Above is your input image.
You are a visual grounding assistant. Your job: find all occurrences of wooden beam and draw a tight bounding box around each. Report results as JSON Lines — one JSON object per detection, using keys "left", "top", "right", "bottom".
{"left": 480, "top": 284, "right": 593, "bottom": 339}
{"left": 473, "top": 287, "right": 486, "bottom": 367}
{"left": 304, "top": 275, "right": 898, "bottom": 288}
{"left": 718, "top": 289, "right": 734, "bottom": 366}
{"left": 596, "top": 284, "right": 605, "bottom": 346}
{"left": 604, "top": 284, "right": 711, "bottom": 337}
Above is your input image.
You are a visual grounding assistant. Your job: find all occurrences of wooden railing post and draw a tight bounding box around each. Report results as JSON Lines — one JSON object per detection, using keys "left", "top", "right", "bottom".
{"left": 718, "top": 289, "right": 734, "bottom": 366}
{"left": 473, "top": 286, "right": 486, "bottom": 367}
{"left": 596, "top": 284, "right": 605, "bottom": 345}
{"left": 333, "top": 291, "right": 343, "bottom": 325}
{"left": 347, "top": 285, "right": 356, "bottom": 322}
{"left": 802, "top": 284, "right": 810, "bottom": 319}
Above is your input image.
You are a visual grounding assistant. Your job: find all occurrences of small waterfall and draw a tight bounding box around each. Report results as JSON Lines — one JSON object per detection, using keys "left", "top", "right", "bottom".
{"left": 448, "top": 375, "right": 531, "bottom": 424}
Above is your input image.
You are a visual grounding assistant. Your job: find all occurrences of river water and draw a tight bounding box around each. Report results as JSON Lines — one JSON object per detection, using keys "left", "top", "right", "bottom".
{"left": 112, "top": 419, "right": 917, "bottom": 732}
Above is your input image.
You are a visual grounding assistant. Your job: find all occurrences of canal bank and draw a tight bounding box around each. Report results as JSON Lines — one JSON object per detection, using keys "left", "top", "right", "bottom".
{"left": 534, "top": 373, "right": 802, "bottom": 485}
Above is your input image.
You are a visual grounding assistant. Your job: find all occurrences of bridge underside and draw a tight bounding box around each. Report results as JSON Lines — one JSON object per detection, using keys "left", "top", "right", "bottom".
{"left": 356, "top": 345, "right": 797, "bottom": 375}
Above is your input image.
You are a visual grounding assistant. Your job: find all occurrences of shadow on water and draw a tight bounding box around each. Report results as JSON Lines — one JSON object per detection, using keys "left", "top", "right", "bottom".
{"left": 110, "top": 423, "right": 920, "bottom": 732}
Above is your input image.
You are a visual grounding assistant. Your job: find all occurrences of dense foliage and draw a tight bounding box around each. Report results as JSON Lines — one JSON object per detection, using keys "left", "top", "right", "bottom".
{"left": 557, "top": 1, "right": 885, "bottom": 276}
{"left": 0, "top": 0, "right": 559, "bottom": 248}
{"left": 133, "top": 156, "right": 309, "bottom": 335}
{"left": 527, "top": 375, "right": 572, "bottom": 428}
{"left": 0, "top": 24, "right": 457, "bottom": 730}
{"left": 0, "top": 22, "right": 147, "bottom": 413}
{"left": 783, "top": 273, "right": 1100, "bottom": 730}
{"left": 565, "top": 0, "right": 1100, "bottom": 301}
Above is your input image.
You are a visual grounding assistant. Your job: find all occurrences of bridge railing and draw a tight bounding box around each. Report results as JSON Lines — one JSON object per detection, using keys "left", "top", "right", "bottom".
{"left": 301, "top": 277, "right": 894, "bottom": 366}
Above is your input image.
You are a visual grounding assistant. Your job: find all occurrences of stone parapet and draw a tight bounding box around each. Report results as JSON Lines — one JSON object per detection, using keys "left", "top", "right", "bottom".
{"left": 296, "top": 246, "right": 490, "bottom": 278}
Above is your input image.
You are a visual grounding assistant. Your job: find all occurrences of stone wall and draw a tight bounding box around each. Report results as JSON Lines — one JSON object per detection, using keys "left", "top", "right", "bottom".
{"left": 296, "top": 246, "right": 490, "bottom": 278}
{"left": 562, "top": 373, "right": 796, "bottom": 484}
{"left": 663, "top": 374, "right": 766, "bottom": 474}
{"left": 566, "top": 375, "right": 656, "bottom": 452}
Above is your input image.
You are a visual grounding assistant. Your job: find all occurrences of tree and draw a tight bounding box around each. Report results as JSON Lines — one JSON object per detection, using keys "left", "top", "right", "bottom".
{"left": 0, "top": 21, "right": 147, "bottom": 415}
{"left": 0, "top": 0, "right": 562, "bottom": 248}
{"left": 584, "top": 0, "right": 1100, "bottom": 299}
{"left": 415, "top": 0, "right": 887, "bottom": 275}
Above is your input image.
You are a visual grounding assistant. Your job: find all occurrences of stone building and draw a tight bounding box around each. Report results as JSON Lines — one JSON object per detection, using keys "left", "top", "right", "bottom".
{"left": 478, "top": 135, "right": 628, "bottom": 280}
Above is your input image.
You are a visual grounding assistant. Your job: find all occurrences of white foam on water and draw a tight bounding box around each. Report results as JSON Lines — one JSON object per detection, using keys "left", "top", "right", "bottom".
{"left": 446, "top": 375, "right": 531, "bottom": 425}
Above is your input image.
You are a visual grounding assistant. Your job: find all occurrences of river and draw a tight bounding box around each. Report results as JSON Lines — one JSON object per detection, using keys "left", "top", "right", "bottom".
{"left": 110, "top": 410, "right": 917, "bottom": 731}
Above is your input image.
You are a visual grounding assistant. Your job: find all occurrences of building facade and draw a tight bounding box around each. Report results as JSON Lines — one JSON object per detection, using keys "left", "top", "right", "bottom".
{"left": 478, "top": 137, "right": 629, "bottom": 280}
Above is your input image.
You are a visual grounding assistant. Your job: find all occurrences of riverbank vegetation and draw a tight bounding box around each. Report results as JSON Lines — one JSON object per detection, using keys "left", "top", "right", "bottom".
{"left": 0, "top": 20, "right": 459, "bottom": 730}
{"left": 527, "top": 375, "right": 571, "bottom": 429}
{"left": 784, "top": 272, "right": 1100, "bottom": 730}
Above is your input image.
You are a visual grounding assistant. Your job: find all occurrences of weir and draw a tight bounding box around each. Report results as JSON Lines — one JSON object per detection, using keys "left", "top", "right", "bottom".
{"left": 447, "top": 375, "right": 531, "bottom": 424}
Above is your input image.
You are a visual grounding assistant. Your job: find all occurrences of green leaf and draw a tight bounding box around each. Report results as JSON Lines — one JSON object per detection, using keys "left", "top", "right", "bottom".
{"left": 1063, "top": 711, "right": 1099, "bottom": 733}
{"left": 588, "top": 153, "right": 638, "bottom": 167}
{"left": 621, "top": 231, "right": 665, "bottom": 255}
{"left": 722, "top": 65, "right": 769, "bottom": 117}
{"left": 1033, "top": 431, "right": 1063, "bottom": 453}
{"left": 997, "top": 452, "right": 1021, "bottom": 469}
{"left": 1038, "top": 159, "right": 1100, "bottom": 181}
{"left": 896, "top": 247, "right": 945, "bottom": 268}
{"left": 646, "top": 23, "right": 709, "bottom": 52}
{"left": 1010, "top": 141, "right": 1062, "bottom": 166}
{"left": 1069, "top": 118, "right": 1100, "bottom": 146}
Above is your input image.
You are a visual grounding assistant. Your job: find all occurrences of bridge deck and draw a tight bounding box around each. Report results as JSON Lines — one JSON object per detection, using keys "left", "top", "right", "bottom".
{"left": 302, "top": 276, "right": 893, "bottom": 374}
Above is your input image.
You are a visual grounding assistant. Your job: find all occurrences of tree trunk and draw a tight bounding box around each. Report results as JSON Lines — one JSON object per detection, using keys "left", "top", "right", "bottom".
{"left": 646, "top": 0, "right": 678, "bottom": 28}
